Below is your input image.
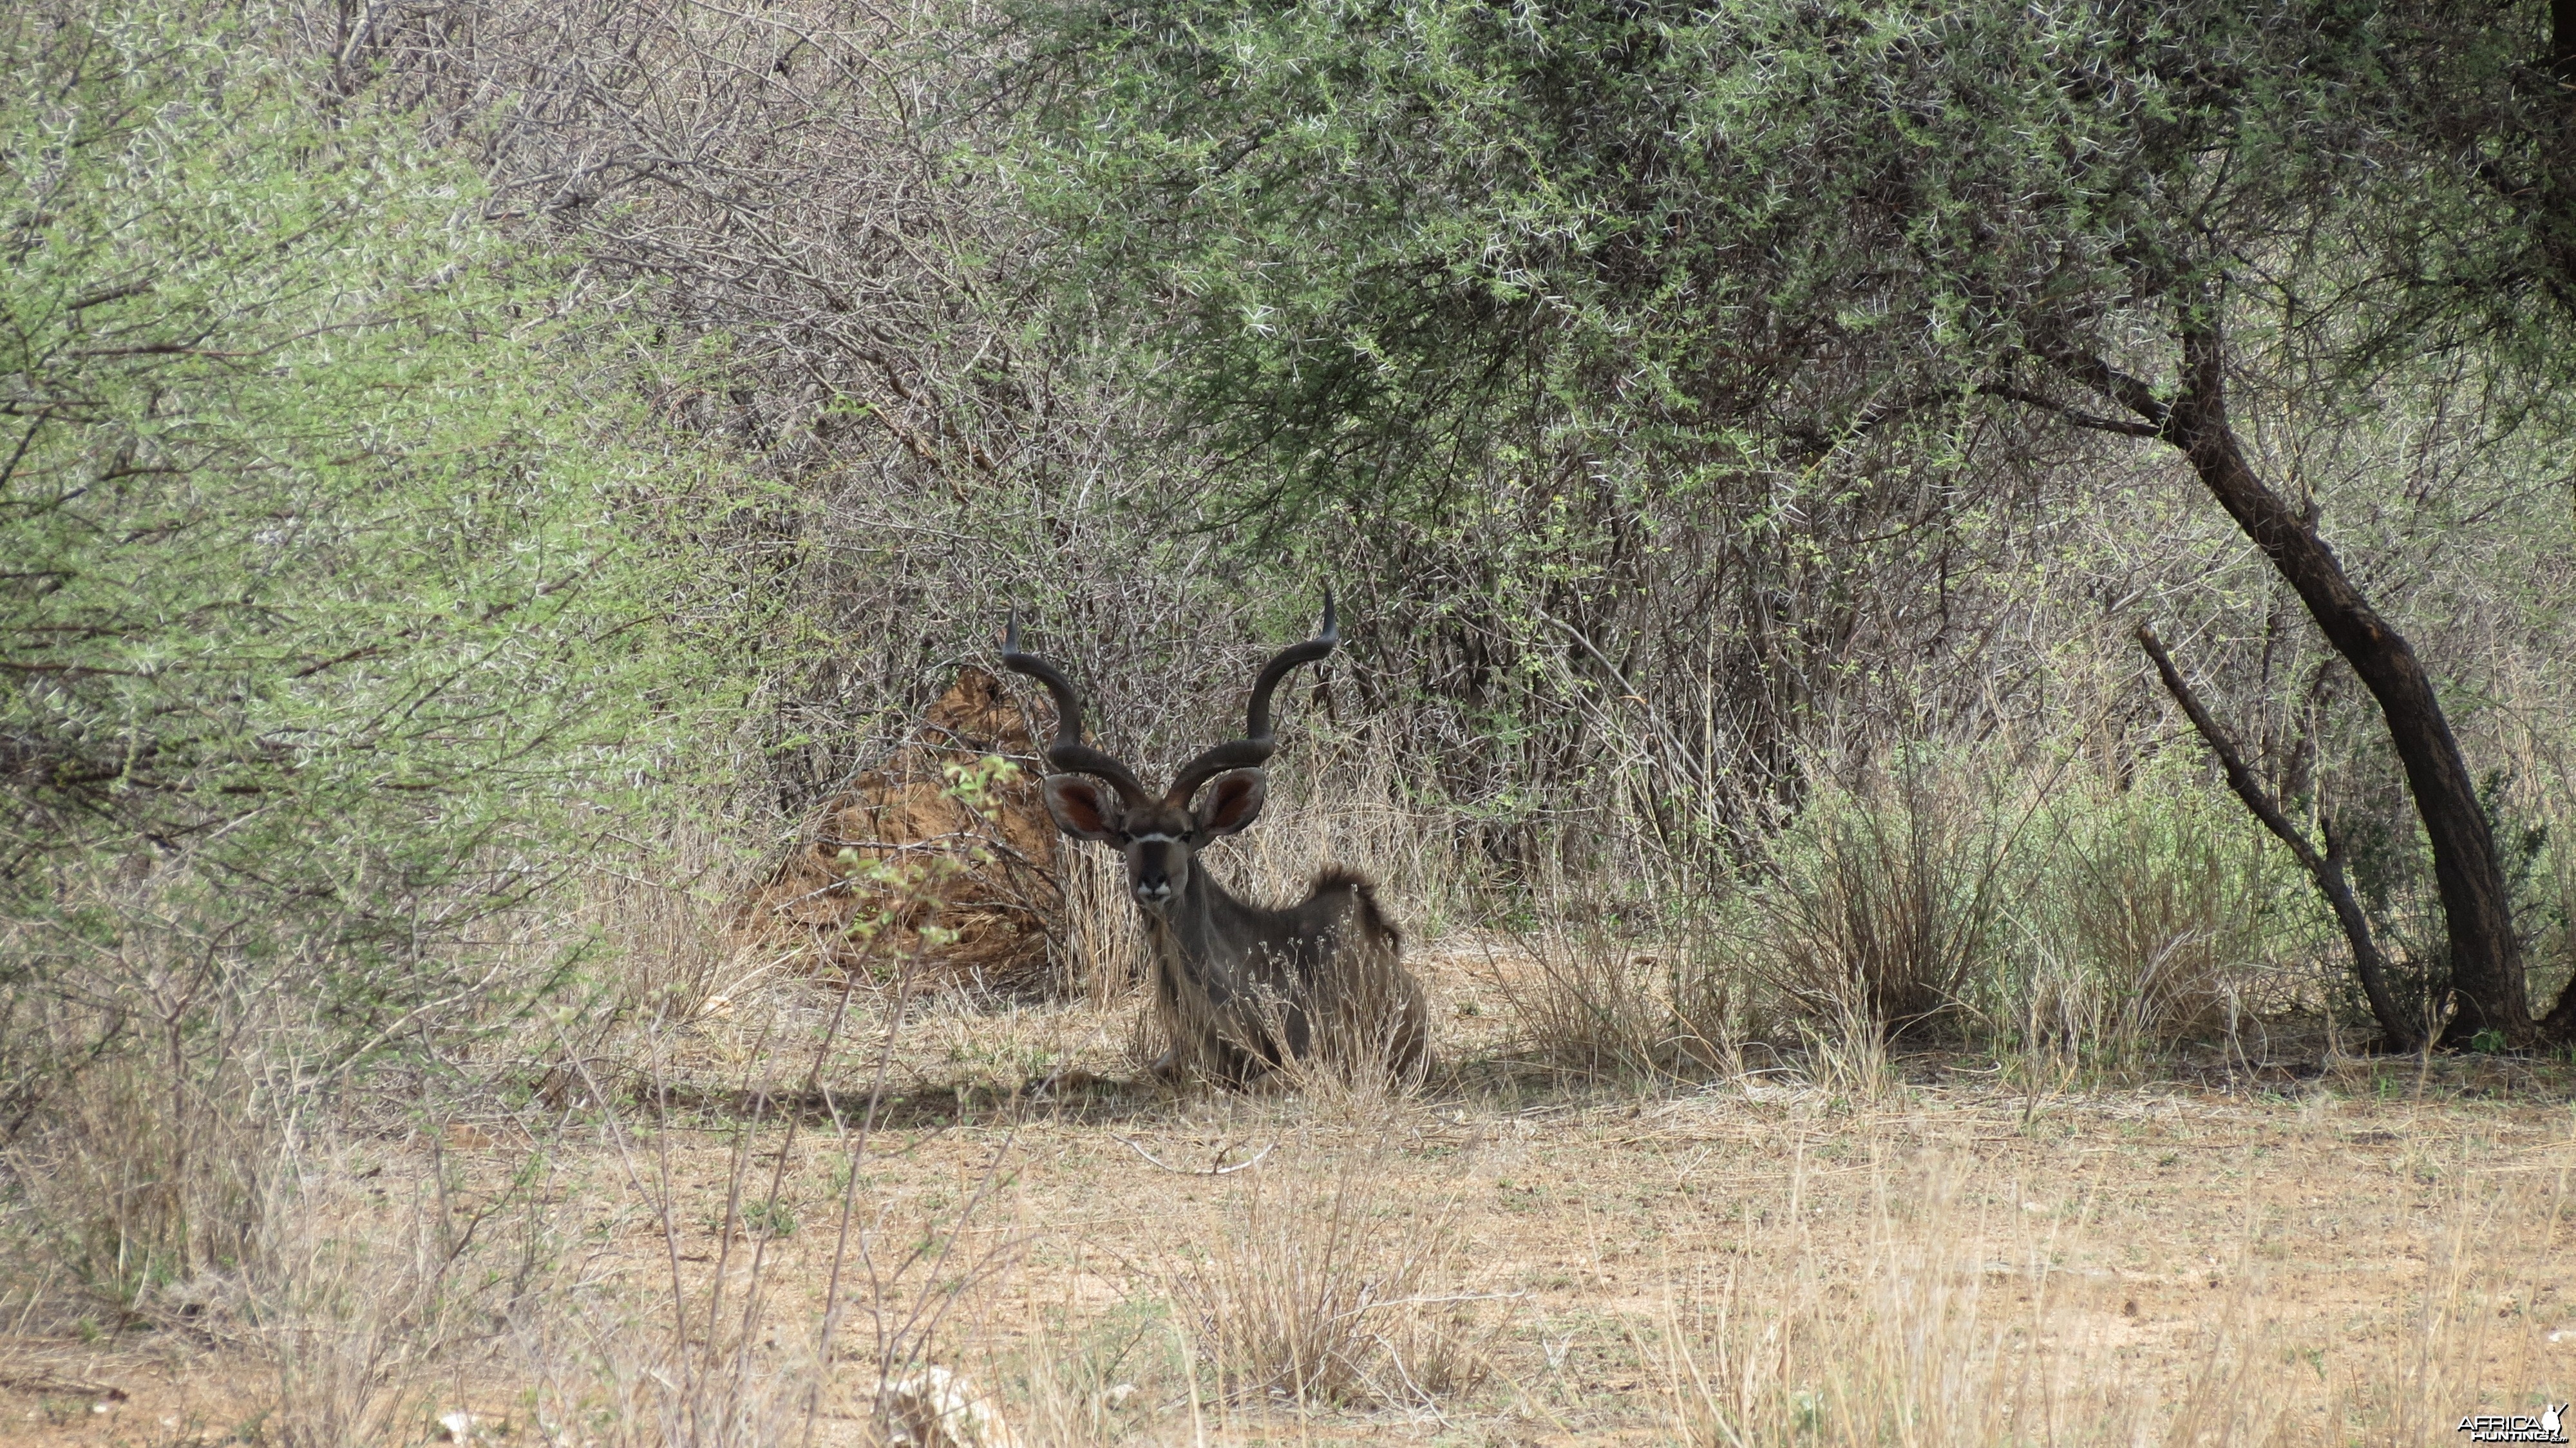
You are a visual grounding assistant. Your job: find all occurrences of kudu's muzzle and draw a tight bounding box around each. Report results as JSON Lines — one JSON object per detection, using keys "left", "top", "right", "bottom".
{"left": 1128, "top": 836, "right": 1187, "bottom": 910}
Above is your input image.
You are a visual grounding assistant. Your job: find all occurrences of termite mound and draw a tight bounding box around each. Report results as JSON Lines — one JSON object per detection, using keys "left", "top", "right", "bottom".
{"left": 743, "top": 667, "right": 1061, "bottom": 993}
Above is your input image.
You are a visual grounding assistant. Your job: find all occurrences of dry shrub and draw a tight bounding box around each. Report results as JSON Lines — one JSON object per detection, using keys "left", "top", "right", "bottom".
{"left": 582, "top": 825, "right": 772, "bottom": 1027}
{"left": 10, "top": 1112, "right": 592, "bottom": 1445}
{"left": 745, "top": 667, "right": 1061, "bottom": 993}
{"left": 987, "top": 1317, "right": 1159, "bottom": 1448}
{"left": 0, "top": 891, "right": 282, "bottom": 1313}
{"left": 1489, "top": 752, "right": 2316, "bottom": 1080}
{"left": 1735, "top": 752, "right": 2311, "bottom": 1062}
{"left": 1977, "top": 762, "right": 2316, "bottom": 1065}
{"left": 234, "top": 1147, "right": 508, "bottom": 1448}
{"left": 1486, "top": 923, "right": 1733, "bottom": 1081}
{"left": 1754, "top": 763, "right": 2022, "bottom": 1038}
{"left": 5, "top": 1040, "right": 271, "bottom": 1313}
{"left": 2064, "top": 837, "right": 2242, "bottom": 1039}
{"left": 526, "top": 1307, "right": 820, "bottom": 1448}
{"left": 502, "top": 965, "right": 1029, "bottom": 1448}
{"left": 1171, "top": 1143, "right": 1500, "bottom": 1409}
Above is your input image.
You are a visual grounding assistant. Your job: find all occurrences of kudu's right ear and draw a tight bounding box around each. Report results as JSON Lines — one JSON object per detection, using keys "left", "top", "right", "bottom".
{"left": 1193, "top": 768, "right": 1268, "bottom": 837}
{"left": 1043, "top": 776, "right": 1127, "bottom": 842}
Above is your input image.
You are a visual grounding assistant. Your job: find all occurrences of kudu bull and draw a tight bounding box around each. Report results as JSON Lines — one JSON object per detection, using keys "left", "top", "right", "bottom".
{"left": 1002, "top": 596, "right": 1428, "bottom": 1086}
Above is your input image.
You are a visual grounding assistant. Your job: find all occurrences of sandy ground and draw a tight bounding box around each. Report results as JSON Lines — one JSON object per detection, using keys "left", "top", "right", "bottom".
{"left": 6, "top": 939, "right": 2573, "bottom": 1446}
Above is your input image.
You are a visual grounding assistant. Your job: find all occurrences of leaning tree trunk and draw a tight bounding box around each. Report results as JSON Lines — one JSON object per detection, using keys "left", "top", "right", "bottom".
{"left": 2070, "top": 327, "right": 2539, "bottom": 1045}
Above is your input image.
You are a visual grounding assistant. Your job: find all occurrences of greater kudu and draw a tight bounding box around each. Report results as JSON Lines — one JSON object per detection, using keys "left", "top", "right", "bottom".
{"left": 1002, "top": 596, "right": 1428, "bottom": 1086}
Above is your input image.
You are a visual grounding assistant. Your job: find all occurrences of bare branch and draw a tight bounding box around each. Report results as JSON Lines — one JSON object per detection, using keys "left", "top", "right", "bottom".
{"left": 2135, "top": 624, "right": 2416, "bottom": 1049}
{"left": 1977, "top": 383, "right": 2164, "bottom": 437}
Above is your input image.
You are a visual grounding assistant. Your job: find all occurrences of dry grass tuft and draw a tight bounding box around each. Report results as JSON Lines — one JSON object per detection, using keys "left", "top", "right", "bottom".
{"left": 1168, "top": 1139, "right": 1502, "bottom": 1411}
{"left": 1754, "top": 762, "right": 2023, "bottom": 1039}
{"left": 1485, "top": 922, "right": 1719, "bottom": 1082}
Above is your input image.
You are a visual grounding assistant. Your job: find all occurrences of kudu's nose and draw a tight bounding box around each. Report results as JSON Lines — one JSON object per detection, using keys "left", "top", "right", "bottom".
{"left": 1133, "top": 873, "right": 1174, "bottom": 905}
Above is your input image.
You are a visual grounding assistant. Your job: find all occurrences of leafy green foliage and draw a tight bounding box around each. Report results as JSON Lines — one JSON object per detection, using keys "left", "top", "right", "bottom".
{"left": 0, "top": 2, "right": 765, "bottom": 1305}
{"left": 1018, "top": 0, "right": 2315, "bottom": 506}
{"left": 1012, "top": 0, "right": 2573, "bottom": 510}
{"left": 1, "top": 7, "right": 740, "bottom": 1043}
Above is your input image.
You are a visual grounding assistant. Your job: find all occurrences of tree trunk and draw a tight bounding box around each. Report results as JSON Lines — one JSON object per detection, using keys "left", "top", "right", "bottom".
{"left": 2081, "top": 329, "right": 2533, "bottom": 1044}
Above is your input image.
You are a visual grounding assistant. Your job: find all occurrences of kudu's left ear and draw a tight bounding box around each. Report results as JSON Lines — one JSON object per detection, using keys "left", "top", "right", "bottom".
{"left": 1193, "top": 768, "right": 1268, "bottom": 837}
{"left": 1044, "top": 776, "right": 1127, "bottom": 842}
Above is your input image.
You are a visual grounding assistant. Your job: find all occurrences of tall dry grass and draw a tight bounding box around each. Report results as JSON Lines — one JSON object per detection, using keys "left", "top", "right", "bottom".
{"left": 0, "top": 870, "right": 343, "bottom": 1317}
{"left": 1479, "top": 919, "right": 1748, "bottom": 1083}
{"left": 1753, "top": 759, "right": 2028, "bottom": 1037}
{"left": 1655, "top": 1144, "right": 2568, "bottom": 1447}
{"left": 1213, "top": 745, "right": 1481, "bottom": 940}
{"left": 229, "top": 1134, "right": 564, "bottom": 1448}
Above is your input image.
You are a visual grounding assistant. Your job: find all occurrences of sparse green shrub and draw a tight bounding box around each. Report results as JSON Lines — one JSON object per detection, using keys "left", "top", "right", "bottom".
{"left": 2003, "top": 761, "right": 2322, "bottom": 1059}
{"left": 1677, "top": 752, "right": 2329, "bottom": 1067}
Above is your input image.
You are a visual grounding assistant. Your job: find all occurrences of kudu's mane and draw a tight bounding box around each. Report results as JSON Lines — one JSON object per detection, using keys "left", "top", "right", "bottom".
{"left": 1311, "top": 866, "right": 1402, "bottom": 950}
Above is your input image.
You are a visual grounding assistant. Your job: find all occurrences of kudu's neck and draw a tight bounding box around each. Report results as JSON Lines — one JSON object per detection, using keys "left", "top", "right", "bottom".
{"left": 1143, "top": 857, "right": 1262, "bottom": 964}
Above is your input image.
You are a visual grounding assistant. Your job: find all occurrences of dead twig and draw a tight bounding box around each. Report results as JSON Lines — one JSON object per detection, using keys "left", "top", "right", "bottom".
{"left": 1118, "top": 1137, "right": 1275, "bottom": 1176}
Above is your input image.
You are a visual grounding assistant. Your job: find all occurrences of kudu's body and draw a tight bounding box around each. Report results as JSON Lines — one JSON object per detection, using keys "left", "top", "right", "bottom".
{"left": 1003, "top": 598, "right": 1428, "bottom": 1087}
{"left": 1137, "top": 859, "right": 1419, "bottom": 1085}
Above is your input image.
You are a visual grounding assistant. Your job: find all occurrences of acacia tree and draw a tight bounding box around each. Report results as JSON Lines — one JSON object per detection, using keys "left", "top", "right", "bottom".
{"left": 1010, "top": 0, "right": 2576, "bottom": 1044}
